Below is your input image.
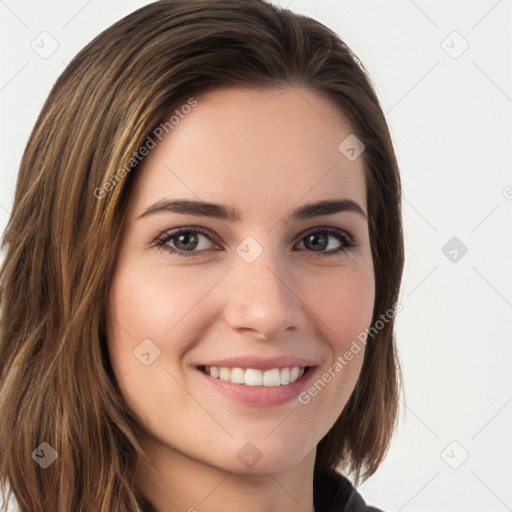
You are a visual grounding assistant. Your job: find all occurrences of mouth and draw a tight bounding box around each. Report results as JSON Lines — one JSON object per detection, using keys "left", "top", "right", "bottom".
{"left": 195, "top": 359, "right": 317, "bottom": 407}
{"left": 198, "top": 365, "right": 312, "bottom": 387}
{"left": 194, "top": 355, "right": 318, "bottom": 406}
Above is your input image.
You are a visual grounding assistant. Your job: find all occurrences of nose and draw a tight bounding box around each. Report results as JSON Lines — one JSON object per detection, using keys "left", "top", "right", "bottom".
{"left": 221, "top": 243, "right": 306, "bottom": 340}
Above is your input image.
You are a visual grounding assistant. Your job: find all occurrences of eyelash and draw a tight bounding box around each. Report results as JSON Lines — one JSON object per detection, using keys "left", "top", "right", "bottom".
{"left": 154, "top": 226, "right": 357, "bottom": 258}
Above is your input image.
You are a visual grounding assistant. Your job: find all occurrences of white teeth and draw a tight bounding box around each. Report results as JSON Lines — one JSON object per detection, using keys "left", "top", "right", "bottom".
{"left": 219, "top": 367, "right": 230, "bottom": 381}
{"left": 263, "top": 368, "right": 281, "bottom": 387}
{"left": 204, "top": 366, "right": 306, "bottom": 386}
{"left": 244, "top": 369, "right": 262, "bottom": 386}
{"left": 230, "top": 367, "right": 245, "bottom": 384}
{"left": 289, "top": 367, "right": 300, "bottom": 383}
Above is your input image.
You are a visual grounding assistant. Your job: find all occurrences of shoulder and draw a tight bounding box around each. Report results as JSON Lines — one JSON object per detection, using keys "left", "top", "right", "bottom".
{"left": 313, "top": 470, "right": 385, "bottom": 512}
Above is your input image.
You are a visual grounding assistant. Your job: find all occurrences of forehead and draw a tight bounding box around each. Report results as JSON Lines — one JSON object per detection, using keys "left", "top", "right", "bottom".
{"left": 131, "top": 86, "right": 366, "bottom": 214}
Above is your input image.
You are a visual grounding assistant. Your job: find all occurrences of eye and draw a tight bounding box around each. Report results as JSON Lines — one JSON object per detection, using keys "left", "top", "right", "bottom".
{"left": 154, "top": 226, "right": 357, "bottom": 258}
{"left": 295, "top": 227, "right": 356, "bottom": 257}
{"left": 154, "top": 227, "right": 218, "bottom": 257}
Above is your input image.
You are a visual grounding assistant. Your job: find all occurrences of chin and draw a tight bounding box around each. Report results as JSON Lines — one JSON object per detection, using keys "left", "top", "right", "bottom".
{"left": 209, "top": 434, "right": 316, "bottom": 475}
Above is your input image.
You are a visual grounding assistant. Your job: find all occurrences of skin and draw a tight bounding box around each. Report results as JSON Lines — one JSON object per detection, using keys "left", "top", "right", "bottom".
{"left": 106, "top": 86, "right": 375, "bottom": 512}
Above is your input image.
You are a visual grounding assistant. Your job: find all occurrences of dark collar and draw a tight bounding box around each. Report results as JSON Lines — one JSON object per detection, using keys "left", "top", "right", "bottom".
{"left": 313, "top": 470, "right": 376, "bottom": 512}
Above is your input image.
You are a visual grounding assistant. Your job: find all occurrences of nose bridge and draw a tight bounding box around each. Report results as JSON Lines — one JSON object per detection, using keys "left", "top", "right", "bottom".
{"left": 235, "top": 235, "right": 290, "bottom": 305}
{"left": 222, "top": 234, "right": 303, "bottom": 338}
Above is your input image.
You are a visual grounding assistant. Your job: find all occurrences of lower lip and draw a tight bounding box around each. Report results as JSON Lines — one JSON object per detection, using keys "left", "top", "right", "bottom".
{"left": 196, "top": 367, "right": 316, "bottom": 407}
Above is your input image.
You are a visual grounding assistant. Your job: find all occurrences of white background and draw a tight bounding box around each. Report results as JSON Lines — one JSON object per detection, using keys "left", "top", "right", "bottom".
{"left": 1, "top": 1, "right": 511, "bottom": 511}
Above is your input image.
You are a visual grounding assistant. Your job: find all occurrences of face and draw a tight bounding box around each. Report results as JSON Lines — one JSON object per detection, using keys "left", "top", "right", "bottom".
{"left": 107, "top": 86, "right": 375, "bottom": 475}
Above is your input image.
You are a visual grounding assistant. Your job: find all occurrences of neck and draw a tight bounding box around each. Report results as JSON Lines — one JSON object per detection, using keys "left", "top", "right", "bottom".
{"left": 134, "top": 438, "right": 316, "bottom": 512}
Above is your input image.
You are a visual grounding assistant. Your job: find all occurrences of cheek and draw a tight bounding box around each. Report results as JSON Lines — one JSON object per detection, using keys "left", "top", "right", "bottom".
{"left": 105, "top": 261, "right": 232, "bottom": 409}
{"left": 107, "top": 262, "right": 225, "bottom": 347}
{"left": 290, "top": 265, "right": 374, "bottom": 444}
{"left": 303, "top": 265, "right": 375, "bottom": 354}
{"left": 105, "top": 263, "right": 179, "bottom": 389}
{"left": 105, "top": 263, "right": 210, "bottom": 424}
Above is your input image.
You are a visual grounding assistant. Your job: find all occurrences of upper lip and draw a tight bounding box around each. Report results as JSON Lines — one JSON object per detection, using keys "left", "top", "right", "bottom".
{"left": 196, "top": 356, "right": 318, "bottom": 371}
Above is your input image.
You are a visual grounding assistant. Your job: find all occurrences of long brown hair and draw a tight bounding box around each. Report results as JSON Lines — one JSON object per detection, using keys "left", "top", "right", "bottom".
{"left": 0, "top": 0, "right": 404, "bottom": 510}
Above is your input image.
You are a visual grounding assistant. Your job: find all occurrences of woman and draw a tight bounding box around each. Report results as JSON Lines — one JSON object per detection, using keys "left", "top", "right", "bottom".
{"left": 0, "top": 1, "right": 404, "bottom": 511}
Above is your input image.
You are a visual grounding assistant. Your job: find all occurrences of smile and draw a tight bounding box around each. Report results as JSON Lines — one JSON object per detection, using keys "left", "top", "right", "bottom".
{"left": 199, "top": 365, "right": 309, "bottom": 386}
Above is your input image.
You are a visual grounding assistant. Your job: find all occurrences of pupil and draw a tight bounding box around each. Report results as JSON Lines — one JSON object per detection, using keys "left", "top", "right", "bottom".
{"left": 307, "top": 233, "right": 327, "bottom": 251}
{"left": 176, "top": 233, "right": 197, "bottom": 250}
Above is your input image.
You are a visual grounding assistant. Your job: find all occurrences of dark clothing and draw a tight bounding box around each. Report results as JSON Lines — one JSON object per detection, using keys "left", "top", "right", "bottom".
{"left": 314, "top": 471, "right": 383, "bottom": 512}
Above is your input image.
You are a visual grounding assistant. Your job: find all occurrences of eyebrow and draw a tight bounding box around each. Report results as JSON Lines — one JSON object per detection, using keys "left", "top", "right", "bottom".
{"left": 137, "top": 198, "right": 367, "bottom": 221}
